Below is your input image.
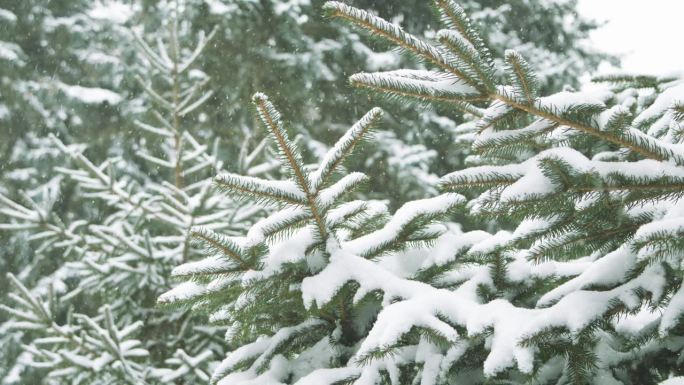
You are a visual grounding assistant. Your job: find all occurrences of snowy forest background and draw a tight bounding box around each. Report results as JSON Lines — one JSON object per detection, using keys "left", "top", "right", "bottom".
{"left": 2, "top": 0, "right": 684, "bottom": 384}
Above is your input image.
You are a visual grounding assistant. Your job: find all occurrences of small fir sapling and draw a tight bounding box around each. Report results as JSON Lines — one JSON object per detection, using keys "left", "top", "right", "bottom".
{"left": 0, "top": 9, "right": 270, "bottom": 385}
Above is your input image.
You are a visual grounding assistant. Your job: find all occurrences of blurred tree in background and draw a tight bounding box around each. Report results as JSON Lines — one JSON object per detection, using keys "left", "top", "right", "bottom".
{"left": 0, "top": 0, "right": 612, "bottom": 198}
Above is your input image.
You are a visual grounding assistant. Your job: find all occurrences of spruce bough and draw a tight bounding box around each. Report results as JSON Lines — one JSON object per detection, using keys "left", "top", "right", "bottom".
{"left": 161, "top": 92, "right": 466, "bottom": 383}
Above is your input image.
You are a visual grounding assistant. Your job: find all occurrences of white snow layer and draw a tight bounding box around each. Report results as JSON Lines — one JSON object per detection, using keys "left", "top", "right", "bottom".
{"left": 88, "top": 1, "right": 134, "bottom": 24}
{"left": 0, "top": 8, "right": 17, "bottom": 23}
{"left": 0, "top": 41, "right": 23, "bottom": 63}
{"left": 59, "top": 83, "right": 123, "bottom": 105}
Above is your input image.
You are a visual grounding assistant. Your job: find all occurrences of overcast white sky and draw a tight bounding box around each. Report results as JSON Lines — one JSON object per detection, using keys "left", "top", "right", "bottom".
{"left": 577, "top": 0, "right": 684, "bottom": 76}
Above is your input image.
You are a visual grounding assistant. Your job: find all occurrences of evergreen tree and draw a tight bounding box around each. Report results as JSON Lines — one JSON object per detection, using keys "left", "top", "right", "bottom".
{"left": 0, "top": 7, "right": 137, "bottom": 375}
{"left": 162, "top": 2, "right": 684, "bottom": 384}
{"left": 326, "top": 2, "right": 684, "bottom": 383}
{"left": 3, "top": 1, "right": 660, "bottom": 385}
{"left": 0, "top": 8, "right": 270, "bottom": 384}
{"left": 0, "top": 0, "right": 611, "bottom": 203}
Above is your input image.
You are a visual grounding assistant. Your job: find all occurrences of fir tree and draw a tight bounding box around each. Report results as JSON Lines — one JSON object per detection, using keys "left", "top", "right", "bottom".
{"left": 0, "top": 8, "right": 269, "bottom": 384}
{"left": 6, "top": 1, "right": 680, "bottom": 385}
{"left": 318, "top": 1, "right": 684, "bottom": 383}
{"left": 163, "top": 2, "right": 684, "bottom": 385}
